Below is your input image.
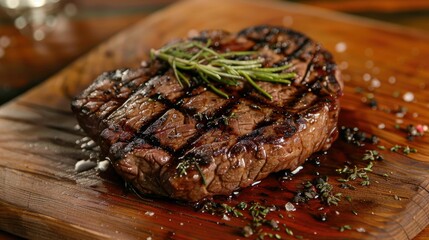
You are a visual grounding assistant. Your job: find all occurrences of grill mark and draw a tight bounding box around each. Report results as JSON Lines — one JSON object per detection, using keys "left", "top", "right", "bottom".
{"left": 168, "top": 35, "right": 316, "bottom": 162}
{"left": 173, "top": 85, "right": 249, "bottom": 158}
{"left": 288, "top": 39, "right": 311, "bottom": 60}
{"left": 284, "top": 53, "right": 318, "bottom": 109}
{"left": 73, "top": 64, "right": 170, "bottom": 140}
{"left": 144, "top": 134, "right": 175, "bottom": 155}
{"left": 115, "top": 82, "right": 236, "bottom": 158}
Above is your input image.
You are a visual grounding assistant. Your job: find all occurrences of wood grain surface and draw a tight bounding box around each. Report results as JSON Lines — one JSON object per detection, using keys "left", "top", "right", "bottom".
{"left": 0, "top": 0, "right": 429, "bottom": 239}
{"left": 293, "top": 0, "right": 429, "bottom": 12}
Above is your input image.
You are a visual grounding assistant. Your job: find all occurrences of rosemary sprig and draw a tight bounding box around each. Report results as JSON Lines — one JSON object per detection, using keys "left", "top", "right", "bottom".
{"left": 151, "top": 40, "right": 296, "bottom": 100}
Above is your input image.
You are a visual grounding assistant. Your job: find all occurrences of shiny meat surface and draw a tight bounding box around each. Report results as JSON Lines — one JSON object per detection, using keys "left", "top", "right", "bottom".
{"left": 71, "top": 25, "right": 343, "bottom": 201}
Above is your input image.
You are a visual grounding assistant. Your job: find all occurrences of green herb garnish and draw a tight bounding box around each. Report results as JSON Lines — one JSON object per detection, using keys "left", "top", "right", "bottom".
{"left": 176, "top": 158, "right": 206, "bottom": 185}
{"left": 336, "top": 162, "right": 373, "bottom": 186}
{"left": 151, "top": 40, "right": 296, "bottom": 99}
{"left": 339, "top": 225, "right": 352, "bottom": 232}
{"left": 285, "top": 228, "right": 294, "bottom": 236}
{"left": 362, "top": 150, "right": 383, "bottom": 161}
{"left": 390, "top": 145, "right": 402, "bottom": 152}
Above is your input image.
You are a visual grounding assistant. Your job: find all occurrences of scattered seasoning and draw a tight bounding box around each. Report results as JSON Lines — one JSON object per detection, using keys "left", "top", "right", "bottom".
{"left": 336, "top": 158, "right": 374, "bottom": 186}
{"left": 401, "top": 124, "right": 428, "bottom": 141}
{"left": 339, "top": 225, "right": 352, "bottom": 232}
{"left": 368, "top": 98, "right": 378, "bottom": 109}
{"left": 390, "top": 145, "right": 402, "bottom": 152}
{"left": 294, "top": 177, "right": 342, "bottom": 206}
{"left": 394, "top": 195, "right": 402, "bottom": 201}
{"left": 370, "top": 78, "right": 381, "bottom": 88}
{"left": 402, "top": 92, "right": 415, "bottom": 102}
{"left": 362, "top": 150, "right": 383, "bottom": 161}
{"left": 145, "top": 211, "right": 155, "bottom": 217}
{"left": 339, "top": 126, "right": 379, "bottom": 146}
{"left": 237, "top": 202, "right": 248, "bottom": 210}
{"left": 242, "top": 225, "right": 254, "bottom": 237}
{"left": 74, "top": 159, "right": 97, "bottom": 173}
{"left": 222, "top": 112, "right": 237, "bottom": 125}
{"left": 339, "top": 183, "right": 356, "bottom": 190}
{"left": 345, "top": 196, "right": 352, "bottom": 203}
{"left": 335, "top": 42, "right": 347, "bottom": 53}
{"left": 395, "top": 106, "right": 408, "bottom": 118}
{"left": 285, "top": 202, "right": 296, "bottom": 212}
{"left": 285, "top": 228, "right": 294, "bottom": 236}
{"left": 403, "top": 146, "right": 411, "bottom": 155}
{"left": 388, "top": 76, "right": 396, "bottom": 84}
{"left": 318, "top": 212, "right": 328, "bottom": 222}
{"left": 352, "top": 210, "right": 358, "bottom": 216}
{"left": 390, "top": 144, "right": 418, "bottom": 155}
{"left": 377, "top": 145, "right": 386, "bottom": 150}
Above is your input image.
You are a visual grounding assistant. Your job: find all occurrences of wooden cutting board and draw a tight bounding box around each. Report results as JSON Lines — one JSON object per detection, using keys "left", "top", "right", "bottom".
{"left": 1, "top": 0, "right": 429, "bottom": 239}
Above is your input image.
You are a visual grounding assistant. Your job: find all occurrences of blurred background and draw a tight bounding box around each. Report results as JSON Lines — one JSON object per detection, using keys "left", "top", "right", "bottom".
{"left": 0, "top": 0, "right": 428, "bottom": 104}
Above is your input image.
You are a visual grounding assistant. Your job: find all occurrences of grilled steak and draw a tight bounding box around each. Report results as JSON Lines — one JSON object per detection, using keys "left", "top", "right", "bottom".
{"left": 71, "top": 25, "right": 343, "bottom": 202}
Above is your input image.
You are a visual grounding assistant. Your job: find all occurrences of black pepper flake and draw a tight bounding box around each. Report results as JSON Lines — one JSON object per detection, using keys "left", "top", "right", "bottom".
{"left": 368, "top": 98, "right": 378, "bottom": 109}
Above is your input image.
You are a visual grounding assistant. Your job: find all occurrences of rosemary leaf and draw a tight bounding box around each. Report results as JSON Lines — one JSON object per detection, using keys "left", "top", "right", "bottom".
{"left": 151, "top": 40, "right": 295, "bottom": 99}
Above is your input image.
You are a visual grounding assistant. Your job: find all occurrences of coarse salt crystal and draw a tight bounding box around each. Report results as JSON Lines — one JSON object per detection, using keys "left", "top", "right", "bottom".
{"left": 402, "top": 92, "right": 414, "bottom": 102}
{"left": 75, "top": 159, "right": 97, "bottom": 173}
{"left": 145, "top": 211, "right": 155, "bottom": 217}
{"left": 371, "top": 78, "right": 381, "bottom": 88}
{"left": 396, "top": 112, "right": 405, "bottom": 118}
{"left": 378, "top": 123, "right": 385, "bottom": 129}
{"left": 285, "top": 202, "right": 296, "bottom": 212}
{"left": 335, "top": 42, "right": 347, "bottom": 53}
{"left": 0, "top": 36, "right": 10, "bottom": 48}
{"left": 291, "top": 166, "right": 303, "bottom": 175}
{"left": 97, "top": 159, "right": 110, "bottom": 172}
{"left": 363, "top": 73, "right": 371, "bottom": 82}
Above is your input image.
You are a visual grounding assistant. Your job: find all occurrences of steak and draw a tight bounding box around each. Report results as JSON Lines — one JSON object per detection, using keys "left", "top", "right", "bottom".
{"left": 71, "top": 25, "right": 343, "bottom": 202}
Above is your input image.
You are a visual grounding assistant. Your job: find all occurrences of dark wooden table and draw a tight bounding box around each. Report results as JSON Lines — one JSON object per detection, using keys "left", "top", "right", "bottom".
{"left": 0, "top": 0, "right": 428, "bottom": 238}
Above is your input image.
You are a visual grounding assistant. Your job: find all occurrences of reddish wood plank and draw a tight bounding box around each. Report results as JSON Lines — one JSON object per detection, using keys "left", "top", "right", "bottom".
{"left": 295, "top": 0, "right": 429, "bottom": 12}
{"left": 0, "top": 0, "right": 428, "bottom": 239}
